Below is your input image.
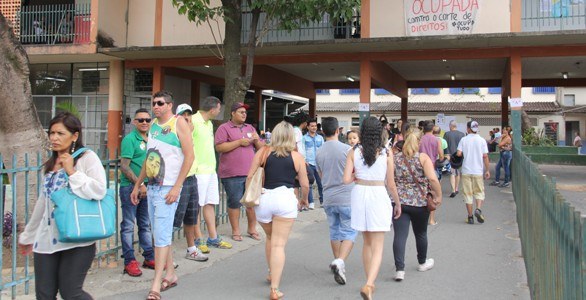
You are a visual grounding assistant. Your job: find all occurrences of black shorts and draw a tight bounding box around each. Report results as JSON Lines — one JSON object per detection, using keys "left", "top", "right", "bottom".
{"left": 173, "top": 175, "right": 199, "bottom": 228}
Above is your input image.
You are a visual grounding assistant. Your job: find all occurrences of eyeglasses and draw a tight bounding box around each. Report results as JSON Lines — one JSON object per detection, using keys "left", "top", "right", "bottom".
{"left": 152, "top": 101, "right": 169, "bottom": 107}
{"left": 135, "top": 118, "right": 152, "bottom": 123}
{"left": 236, "top": 111, "right": 247, "bottom": 115}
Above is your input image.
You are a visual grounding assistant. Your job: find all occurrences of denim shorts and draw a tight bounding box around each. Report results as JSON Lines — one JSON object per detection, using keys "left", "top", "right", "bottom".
{"left": 221, "top": 176, "right": 246, "bottom": 209}
{"left": 324, "top": 205, "right": 357, "bottom": 242}
{"left": 173, "top": 175, "right": 199, "bottom": 228}
{"left": 147, "top": 185, "right": 179, "bottom": 247}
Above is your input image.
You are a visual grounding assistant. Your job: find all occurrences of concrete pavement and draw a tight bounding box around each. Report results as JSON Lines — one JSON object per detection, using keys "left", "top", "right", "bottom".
{"left": 105, "top": 178, "right": 529, "bottom": 300}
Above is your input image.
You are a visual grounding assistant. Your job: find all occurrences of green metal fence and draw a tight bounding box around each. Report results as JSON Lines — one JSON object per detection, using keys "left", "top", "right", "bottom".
{"left": 512, "top": 146, "right": 586, "bottom": 299}
{"left": 0, "top": 152, "right": 229, "bottom": 299}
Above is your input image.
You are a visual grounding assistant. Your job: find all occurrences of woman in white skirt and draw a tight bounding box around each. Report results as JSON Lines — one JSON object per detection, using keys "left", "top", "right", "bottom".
{"left": 343, "top": 117, "right": 401, "bottom": 300}
{"left": 247, "top": 121, "right": 309, "bottom": 299}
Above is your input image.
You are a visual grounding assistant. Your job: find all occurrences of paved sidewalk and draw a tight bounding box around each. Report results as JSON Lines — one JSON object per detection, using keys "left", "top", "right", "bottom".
{"left": 104, "top": 179, "right": 529, "bottom": 300}
{"left": 538, "top": 164, "right": 586, "bottom": 215}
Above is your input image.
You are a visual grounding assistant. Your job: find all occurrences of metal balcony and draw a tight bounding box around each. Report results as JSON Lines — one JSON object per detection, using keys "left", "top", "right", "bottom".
{"left": 18, "top": 3, "right": 91, "bottom": 45}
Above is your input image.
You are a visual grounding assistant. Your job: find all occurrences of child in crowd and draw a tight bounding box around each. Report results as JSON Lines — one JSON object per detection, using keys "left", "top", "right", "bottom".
{"left": 347, "top": 130, "right": 360, "bottom": 147}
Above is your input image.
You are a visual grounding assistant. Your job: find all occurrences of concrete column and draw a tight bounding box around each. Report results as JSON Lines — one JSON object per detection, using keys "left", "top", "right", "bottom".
{"left": 309, "top": 98, "right": 316, "bottom": 119}
{"left": 255, "top": 89, "right": 263, "bottom": 128}
{"left": 107, "top": 60, "right": 124, "bottom": 159}
{"left": 191, "top": 80, "right": 200, "bottom": 110}
{"left": 401, "top": 97, "right": 408, "bottom": 122}
{"left": 509, "top": 54, "right": 523, "bottom": 149}
{"left": 501, "top": 95, "right": 509, "bottom": 128}
{"left": 359, "top": 60, "right": 372, "bottom": 125}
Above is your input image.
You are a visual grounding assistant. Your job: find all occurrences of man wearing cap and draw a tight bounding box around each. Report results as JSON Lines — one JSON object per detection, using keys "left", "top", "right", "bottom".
{"left": 215, "top": 102, "right": 264, "bottom": 241}
{"left": 173, "top": 103, "right": 208, "bottom": 262}
{"left": 193, "top": 96, "right": 233, "bottom": 253}
{"left": 456, "top": 121, "right": 490, "bottom": 225}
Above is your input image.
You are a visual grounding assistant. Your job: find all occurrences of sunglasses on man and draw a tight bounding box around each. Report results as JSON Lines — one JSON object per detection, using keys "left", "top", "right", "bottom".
{"left": 135, "top": 118, "right": 152, "bottom": 123}
{"left": 152, "top": 101, "right": 170, "bottom": 107}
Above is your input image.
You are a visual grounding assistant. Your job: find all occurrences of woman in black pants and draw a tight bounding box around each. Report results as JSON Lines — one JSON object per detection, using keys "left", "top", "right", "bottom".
{"left": 392, "top": 133, "right": 442, "bottom": 281}
{"left": 19, "top": 113, "right": 107, "bottom": 299}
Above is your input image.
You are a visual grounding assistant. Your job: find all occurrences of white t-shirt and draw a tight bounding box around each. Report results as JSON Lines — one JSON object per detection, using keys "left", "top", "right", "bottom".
{"left": 457, "top": 134, "right": 488, "bottom": 175}
{"left": 294, "top": 127, "right": 305, "bottom": 158}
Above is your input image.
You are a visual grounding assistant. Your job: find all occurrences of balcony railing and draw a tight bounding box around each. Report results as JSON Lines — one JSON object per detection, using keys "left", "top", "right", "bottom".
{"left": 522, "top": 0, "right": 586, "bottom": 31}
{"left": 242, "top": 12, "right": 361, "bottom": 43}
{"left": 19, "top": 3, "right": 91, "bottom": 45}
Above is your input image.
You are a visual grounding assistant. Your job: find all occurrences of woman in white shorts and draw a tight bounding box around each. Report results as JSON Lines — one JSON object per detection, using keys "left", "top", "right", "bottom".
{"left": 246, "top": 121, "right": 309, "bottom": 300}
{"left": 343, "top": 117, "right": 401, "bottom": 300}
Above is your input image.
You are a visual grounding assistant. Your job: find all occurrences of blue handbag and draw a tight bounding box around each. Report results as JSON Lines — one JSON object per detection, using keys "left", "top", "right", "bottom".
{"left": 50, "top": 148, "right": 116, "bottom": 243}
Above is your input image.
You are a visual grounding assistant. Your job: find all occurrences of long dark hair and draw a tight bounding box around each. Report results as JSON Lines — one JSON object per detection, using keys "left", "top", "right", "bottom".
{"left": 360, "top": 116, "right": 384, "bottom": 167}
{"left": 44, "top": 112, "right": 85, "bottom": 174}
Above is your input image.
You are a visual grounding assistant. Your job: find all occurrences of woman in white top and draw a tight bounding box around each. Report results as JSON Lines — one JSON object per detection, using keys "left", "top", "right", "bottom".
{"left": 19, "top": 112, "right": 106, "bottom": 299}
{"left": 343, "top": 117, "right": 401, "bottom": 300}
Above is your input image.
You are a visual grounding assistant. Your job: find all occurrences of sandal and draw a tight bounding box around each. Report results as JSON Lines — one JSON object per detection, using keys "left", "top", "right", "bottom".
{"left": 247, "top": 232, "right": 261, "bottom": 241}
{"left": 270, "top": 288, "right": 284, "bottom": 299}
{"left": 231, "top": 234, "right": 243, "bottom": 242}
{"left": 146, "top": 290, "right": 161, "bottom": 300}
{"left": 161, "top": 278, "right": 178, "bottom": 292}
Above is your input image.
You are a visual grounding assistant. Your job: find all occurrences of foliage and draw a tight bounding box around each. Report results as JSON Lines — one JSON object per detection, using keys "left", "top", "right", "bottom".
{"left": 522, "top": 128, "right": 555, "bottom": 146}
{"left": 55, "top": 101, "right": 81, "bottom": 119}
{"left": 173, "top": 0, "right": 359, "bottom": 32}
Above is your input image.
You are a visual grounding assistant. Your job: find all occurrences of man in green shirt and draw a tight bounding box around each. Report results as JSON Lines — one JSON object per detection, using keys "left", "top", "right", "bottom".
{"left": 119, "top": 108, "right": 154, "bottom": 277}
{"left": 193, "top": 96, "right": 233, "bottom": 253}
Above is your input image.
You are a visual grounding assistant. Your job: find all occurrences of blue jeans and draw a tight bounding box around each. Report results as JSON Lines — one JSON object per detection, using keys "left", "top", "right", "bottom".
{"left": 222, "top": 176, "right": 246, "bottom": 209}
{"left": 307, "top": 164, "right": 323, "bottom": 204}
{"left": 495, "top": 150, "right": 512, "bottom": 183}
{"left": 119, "top": 185, "right": 154, "bottom": 265}
{"left": 324, "top": 205, "right": 357, "bottom": 242}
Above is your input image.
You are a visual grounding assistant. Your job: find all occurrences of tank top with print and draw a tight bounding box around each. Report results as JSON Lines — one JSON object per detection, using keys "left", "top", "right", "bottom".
{"left": 146, "top": 116, "right": 184, "bottom": 186}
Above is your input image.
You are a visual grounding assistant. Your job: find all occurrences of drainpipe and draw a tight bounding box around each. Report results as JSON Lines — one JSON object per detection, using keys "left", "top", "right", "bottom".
{"left": 284, "top": 100, "right": 294, "bottom": 117}
{"left": 263, "top": 97, "right": 273, "bottom": 131}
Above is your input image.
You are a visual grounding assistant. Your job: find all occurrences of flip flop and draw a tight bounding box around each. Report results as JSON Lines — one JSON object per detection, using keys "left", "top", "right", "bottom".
{"left": 161, "top": 278, "right": 178, "bottom": 292}
{"left": 247, "top": 232, "right": 261, "bottom": 241}
{"left": 232, "top": 234, "right": 243, "bottom": 242}
{"left": 146, "top": 290, "right": 161, "bottom": 300}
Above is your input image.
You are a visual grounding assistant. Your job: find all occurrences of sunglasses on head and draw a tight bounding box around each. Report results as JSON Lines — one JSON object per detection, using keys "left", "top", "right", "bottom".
{"left": 152, "top": 101, "right": 169, "bottom": 107}
{"left": 135, "top": 118, "right": 152, "bottom": 123}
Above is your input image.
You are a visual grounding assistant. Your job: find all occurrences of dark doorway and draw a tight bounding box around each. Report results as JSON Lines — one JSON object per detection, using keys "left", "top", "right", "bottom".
{"left": 565, "top": 121, "right": 580, "bottom": 146}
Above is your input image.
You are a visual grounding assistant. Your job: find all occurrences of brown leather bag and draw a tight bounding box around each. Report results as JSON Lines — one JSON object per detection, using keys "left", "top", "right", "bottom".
{"left": 403, "top": 155, "right": 436, "bottom": 212}
{"left": 240, "top": 146, "right": 271, "bottom": 208}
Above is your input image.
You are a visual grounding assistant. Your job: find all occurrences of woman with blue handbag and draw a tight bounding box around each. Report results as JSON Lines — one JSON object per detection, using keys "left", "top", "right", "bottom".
{"left": 19, "top": 112, "right": 107, "bottom": 300}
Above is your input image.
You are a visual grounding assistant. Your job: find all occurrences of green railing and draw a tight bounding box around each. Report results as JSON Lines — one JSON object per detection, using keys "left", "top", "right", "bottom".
{"left": 512, "top": 146, "right": 586, "bottom": 299}
{"left": 0, "top": 151, "right": 229, "bottom": 299}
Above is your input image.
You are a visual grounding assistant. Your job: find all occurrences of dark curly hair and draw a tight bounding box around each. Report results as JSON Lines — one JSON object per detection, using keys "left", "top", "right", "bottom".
{"left": 360, "top": 116, "right": 384, "bottom": 167}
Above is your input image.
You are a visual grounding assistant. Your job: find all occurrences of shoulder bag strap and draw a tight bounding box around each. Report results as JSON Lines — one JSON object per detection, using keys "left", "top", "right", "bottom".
{"left": 402, "top": 155, "right": 428, "bottom": 198}
{"left": 259, "top": 146, "right": 271, "bottom": 187}
{"left": 71, "top": 147, "right": 89, "bottom": 159}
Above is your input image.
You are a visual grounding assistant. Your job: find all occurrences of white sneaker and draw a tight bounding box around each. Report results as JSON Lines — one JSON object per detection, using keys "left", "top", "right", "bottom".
{"left": 394, "top": 271, "right": 405, "bottom": 281}
{"left": 333, "top": 259, "right": 346, "bottom": 285}
{"left": 309, "top": 203, "right": 315, "bottom": 210}
{"left": 417, "top": 258, "right": 434, "bottom": 272}
{"left": 185, "top": 247, "right": 209, "bottom": 262}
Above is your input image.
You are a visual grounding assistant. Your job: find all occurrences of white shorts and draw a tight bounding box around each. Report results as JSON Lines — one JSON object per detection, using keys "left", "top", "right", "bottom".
{"left": 196, "top": 174, "right": 220, "bottom": 206}
{"left": 254, "top": 186, "right": 298, "bottom": 223}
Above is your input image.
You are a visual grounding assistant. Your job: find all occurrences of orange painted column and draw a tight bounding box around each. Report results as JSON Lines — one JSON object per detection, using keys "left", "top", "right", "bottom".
{"left": 191, "top": 80, "right": 200, "bottom": 110}
{"left": 509, "top": 53, "right": 523, "bottom": 149}
{"left": 361, "top": 0, "right": 370, "bottom": 38}
{"left": 152, "top": 66, "right": 165, "bottom": 94}
{"left": 107, "top": 60, "right": 124, "bottom": 159}
{"left": 154, "top": 0, "right": 163, "bottom": 46}
{"left": 89, "top": 0, "right": 99, "bottom": 45}
{"left": 359, "top": 60, "right": 372, "bottom": 124}
{"left": 510, "top": 0, "right": 521, "bottom": 32}
{"left": 501, "top": 95, "right": 509, "bottom": 127}
{"left": 255, "top": 89, "right": 263, "bottom": 126}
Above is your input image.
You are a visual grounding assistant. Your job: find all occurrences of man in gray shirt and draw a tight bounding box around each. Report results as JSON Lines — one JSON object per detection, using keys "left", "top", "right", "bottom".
{"left": 316, "top": 117, "right": 356, "bottom": 286}
{"left": 444, "top": 120, "right": 466, "bottom": 198}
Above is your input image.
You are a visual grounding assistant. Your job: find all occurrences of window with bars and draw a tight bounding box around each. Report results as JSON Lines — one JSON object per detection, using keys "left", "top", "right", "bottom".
{"left": 532, "top": 87, "right": 555, "bottom": 94}
{"left": 411, "top": 88, "right": 441, "bottom": 95}
{"left": 340, "top": 89, "right": 360, "bottom": 95}
{"left": 81, "top": 71, "right": 100, "bottom": 93}
{"left": 488, "top": 87, "right": 502, "bottom": 94}
{"left": 450, "top": 88, "right": 480, "bottom": 94}
{"left": 134, "top": 70, "right": 153, "bottom": 92}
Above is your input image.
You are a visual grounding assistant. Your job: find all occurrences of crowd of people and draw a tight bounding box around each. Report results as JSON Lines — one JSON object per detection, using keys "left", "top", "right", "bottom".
{"left": 18, "top": 90, "right": 513, "bottom": 299}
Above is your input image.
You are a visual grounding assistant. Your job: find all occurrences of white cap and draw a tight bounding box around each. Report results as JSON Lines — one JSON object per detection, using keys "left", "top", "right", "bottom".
{"left": 470, "top": 121, "right": 479, "bottom": 133}
{"left": 176, "top": 103, "right": 193, "bottom": 115}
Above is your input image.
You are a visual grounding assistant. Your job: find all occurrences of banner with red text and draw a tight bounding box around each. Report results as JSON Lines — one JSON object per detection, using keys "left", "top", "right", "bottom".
{"left": 405, "top": 0, "right": 482, "bottom": 36}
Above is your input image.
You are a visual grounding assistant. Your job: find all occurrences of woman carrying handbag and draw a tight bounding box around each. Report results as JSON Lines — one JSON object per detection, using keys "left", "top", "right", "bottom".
{"left": 392, "top": 133, "right": 442, "bottom": 282}
{"left": 19, "top": 112, "right": 107, "bottom": 299}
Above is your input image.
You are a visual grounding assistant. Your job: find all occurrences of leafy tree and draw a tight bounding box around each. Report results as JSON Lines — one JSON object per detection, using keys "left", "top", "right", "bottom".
{"left": 173, "top": 0, "right": 360, "bottom": 119}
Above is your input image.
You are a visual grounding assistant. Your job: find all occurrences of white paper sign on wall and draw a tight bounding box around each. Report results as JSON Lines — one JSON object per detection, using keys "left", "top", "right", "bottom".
{"left": 509, "top": 97, "right": 523, "bottom": 108}
{"left": 358, "top": 103, "right": 370, "bottom": 112}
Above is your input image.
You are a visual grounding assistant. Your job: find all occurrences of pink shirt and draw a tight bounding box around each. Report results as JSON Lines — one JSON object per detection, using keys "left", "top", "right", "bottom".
{"left": 215, "top": 121, "right": 257, "bottom": 178}
{"left": 419, "top": 133, "right": 439, "bottom": 160}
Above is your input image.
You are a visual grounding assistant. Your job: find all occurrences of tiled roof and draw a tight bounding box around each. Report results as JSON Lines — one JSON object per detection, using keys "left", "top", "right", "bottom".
{"left": 301, "top": 101, "right": 561, "bottom": 113}
{"left": 561, "top": 106, "right": 586, "bottom": 113}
